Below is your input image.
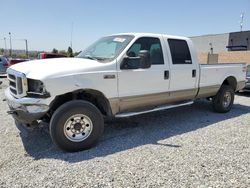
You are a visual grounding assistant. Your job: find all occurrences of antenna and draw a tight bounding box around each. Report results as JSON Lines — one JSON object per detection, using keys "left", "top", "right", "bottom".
{"left": 240, "top": 12, "right": 244, "bottom": 32}
{"left": 70, "top": 22, "right": 74, "bottom": 49}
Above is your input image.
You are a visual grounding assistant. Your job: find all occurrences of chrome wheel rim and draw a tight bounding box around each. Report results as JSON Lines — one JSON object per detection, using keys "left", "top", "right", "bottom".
{"left": 63, "top": 114, "right": 93, "bottom": 142}
{"left": 222, "top": 91, "right": 231, "bottom": 108}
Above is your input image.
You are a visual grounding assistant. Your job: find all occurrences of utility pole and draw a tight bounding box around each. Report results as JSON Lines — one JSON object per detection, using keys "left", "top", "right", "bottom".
{"left": 4, "top": 37, "right": 7, "bottom": 56}
{"left": 240, "top": 12, "right": 244, "bottom": 32}
{"left": 25, "top": 39, "right": 29, "bottom": 58}
{"left": 9, "top": 32, "right": 12, "bottom": 57}
{"left": 10, "top": 38, "right": 29, "bottom": 58}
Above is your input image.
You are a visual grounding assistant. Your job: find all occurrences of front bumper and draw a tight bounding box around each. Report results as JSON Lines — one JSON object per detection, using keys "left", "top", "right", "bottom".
{"left": 5, "top": 88, "right": 50, "bottom": 124}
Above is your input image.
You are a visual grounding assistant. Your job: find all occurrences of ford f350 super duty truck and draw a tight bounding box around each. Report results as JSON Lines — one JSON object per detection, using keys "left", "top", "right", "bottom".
{"left": 5, "top": 33, "right": 247, "bottom": 152}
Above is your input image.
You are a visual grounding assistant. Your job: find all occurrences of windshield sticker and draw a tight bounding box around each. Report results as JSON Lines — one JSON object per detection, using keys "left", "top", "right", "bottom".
{"left": 113, "top": 37, "right": 126, "bottom": 43}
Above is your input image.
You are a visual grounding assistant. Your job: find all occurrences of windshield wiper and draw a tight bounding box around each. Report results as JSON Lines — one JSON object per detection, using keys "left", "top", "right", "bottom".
{"left": 82, "top": 55, "right": 108, "bottom": 61}
{"left": 83, "top": 55, "right": 98, "bottom": 61}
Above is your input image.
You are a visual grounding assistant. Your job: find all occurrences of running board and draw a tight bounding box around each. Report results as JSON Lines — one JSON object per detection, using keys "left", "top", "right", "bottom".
{"left": 115, "top": 101, "right": 194, "bottom": 118}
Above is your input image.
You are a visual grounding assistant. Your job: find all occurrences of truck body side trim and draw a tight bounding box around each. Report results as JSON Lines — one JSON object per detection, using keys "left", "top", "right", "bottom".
{"left": 115, "top": 101, "right": 194, "bottom": 118}
{"left": 109, "top": 85, "right": 223, "bottom": 115}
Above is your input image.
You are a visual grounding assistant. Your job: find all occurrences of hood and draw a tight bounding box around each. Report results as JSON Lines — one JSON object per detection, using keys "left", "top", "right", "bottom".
{"left": 8, "top": 58, "right": 106, "bottom": 80}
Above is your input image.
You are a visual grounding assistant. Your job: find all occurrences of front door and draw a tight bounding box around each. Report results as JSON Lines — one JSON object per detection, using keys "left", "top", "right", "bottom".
{"left": 117, "top": 37, "right": 170, "bottom": 112}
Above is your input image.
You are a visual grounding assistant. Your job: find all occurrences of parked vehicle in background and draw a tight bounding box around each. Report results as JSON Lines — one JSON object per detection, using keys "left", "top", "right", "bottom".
{"left": 8, "top": 58, "right": 29, "bottom": 66}
{"left": 5, "top": 33, "right": 247, "bottom": 152}
{"left": 38, "top": 53, "right": 68, "bottom": 59}
{"left": 242, "top": 65, "right": 250, "bottom": 91}
{"left": 0, "top": 56, "right": 9, "bottom": 74}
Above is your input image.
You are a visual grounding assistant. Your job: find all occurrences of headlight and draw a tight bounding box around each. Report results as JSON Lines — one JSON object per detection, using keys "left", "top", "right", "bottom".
{"left": 27, "top": 79, "right": 50, "bottom": 98}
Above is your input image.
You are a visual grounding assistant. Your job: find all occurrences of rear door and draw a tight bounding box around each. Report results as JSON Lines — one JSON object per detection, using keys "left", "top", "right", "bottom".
{"left": 166, "top": 39, "right": 199, "bottom": 99}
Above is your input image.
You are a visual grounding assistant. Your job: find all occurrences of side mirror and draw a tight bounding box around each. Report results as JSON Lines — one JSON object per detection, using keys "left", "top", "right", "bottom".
{"left": 120, "top": 50, "right": 151, "bottom": 70}
{"left": 138, "top": 50, "right": 151, "bottom": 69}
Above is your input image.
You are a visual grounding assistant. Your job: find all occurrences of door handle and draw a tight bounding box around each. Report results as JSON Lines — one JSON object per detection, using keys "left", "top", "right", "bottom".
{"left": 164, "top": 70, "right": 169, "bottom": 80}
{"left": 192, "top": 69, "right": 196, "bottom": 78}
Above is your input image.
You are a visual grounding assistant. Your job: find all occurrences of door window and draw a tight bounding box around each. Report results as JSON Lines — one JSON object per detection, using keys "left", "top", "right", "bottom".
{"left": 127, "top": 37, "right": 164, "bottom": 65}
{"left": 168, "top": 39, "right": 192, "bottom": 64}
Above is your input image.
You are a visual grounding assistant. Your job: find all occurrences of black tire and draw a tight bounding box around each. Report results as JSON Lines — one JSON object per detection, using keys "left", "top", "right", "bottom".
{"left": 50, "top": 100, "right": 104, "bottom": 152}
{"left": 212, "top": 85, "right": 234, "bottom": 113}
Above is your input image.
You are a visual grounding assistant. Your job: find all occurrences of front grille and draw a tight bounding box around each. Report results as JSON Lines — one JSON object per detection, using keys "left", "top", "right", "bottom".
{"left": 9, "top": 79, "right": 16, "bottom": 88}
{"left": 7, "top": 69, "right": 27, "bottom": 98}
{"left": 10, "top": 87, "right": 17, "bottom": 95}
{"left": 8, "top": 74, "right": 15, "bottom": 80}
{"left": 16, "top": 77, "right": 23, "bottom": 94}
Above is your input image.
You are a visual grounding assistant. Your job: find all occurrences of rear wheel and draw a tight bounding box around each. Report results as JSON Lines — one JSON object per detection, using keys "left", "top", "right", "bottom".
{"left": 50, "top": 100, "right": 104, "bottom": 152}
{"left": 212, "top": 85, "right": 234, "bottom": 113}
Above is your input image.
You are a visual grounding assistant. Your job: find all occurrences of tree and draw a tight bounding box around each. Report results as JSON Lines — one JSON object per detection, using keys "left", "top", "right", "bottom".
{"left": 0, "top": 48, "right": 4, "bottom": 55}
{"left": 52, "top": 48, "right": 58, "bottom": 54}
{"left": 59, "top": 50, "right": 67, "bottom": 56}
{"left": 19, "top": 53, "right": 27, "bottom": 59}
{"left": 67, "top": 46, "right": 73, "bottom": 57}
{"left": 29, "top": 51, "right": 40, "bottom": 59}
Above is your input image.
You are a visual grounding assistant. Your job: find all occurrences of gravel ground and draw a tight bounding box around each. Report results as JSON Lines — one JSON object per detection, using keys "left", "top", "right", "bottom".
{"left": 0, "top": 78, "right": 249, "bottom": 187}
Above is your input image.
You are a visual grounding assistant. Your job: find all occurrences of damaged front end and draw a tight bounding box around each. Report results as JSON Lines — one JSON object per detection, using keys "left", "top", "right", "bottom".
{"left": 5, "top": 86, "right": 50, "bottom": 128}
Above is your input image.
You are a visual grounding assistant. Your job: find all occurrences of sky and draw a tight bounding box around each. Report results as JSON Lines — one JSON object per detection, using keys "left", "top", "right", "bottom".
{"left": 0, "top": 0, "right": 250, "bottom": 52}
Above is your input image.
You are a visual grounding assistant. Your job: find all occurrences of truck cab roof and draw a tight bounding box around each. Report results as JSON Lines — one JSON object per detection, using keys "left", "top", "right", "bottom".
{"left": 110, "top": 32, "right": 190, "bottom": 41}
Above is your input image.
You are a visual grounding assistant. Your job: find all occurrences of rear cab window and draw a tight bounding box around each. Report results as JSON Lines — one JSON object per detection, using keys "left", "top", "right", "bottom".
{"left": 168, "top": 39, "right": 192, "bottom": 64}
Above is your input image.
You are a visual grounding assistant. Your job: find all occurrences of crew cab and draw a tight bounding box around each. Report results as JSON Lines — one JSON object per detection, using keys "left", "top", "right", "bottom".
{"left": 5, "top": 33, "right": 247, "bottom": 152}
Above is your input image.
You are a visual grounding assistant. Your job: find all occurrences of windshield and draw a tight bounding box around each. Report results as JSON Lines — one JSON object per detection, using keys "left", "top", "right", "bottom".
{"left": 247, "top": 65, "right": 250, "bottom": 77}
{"left": 77, "top": 35, "right": 134, "bottom": 62}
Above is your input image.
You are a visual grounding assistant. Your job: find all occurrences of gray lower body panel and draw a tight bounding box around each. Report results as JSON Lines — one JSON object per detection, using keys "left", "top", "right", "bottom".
{"left": 110, "top": 88, "right": 198, "bottom": 115}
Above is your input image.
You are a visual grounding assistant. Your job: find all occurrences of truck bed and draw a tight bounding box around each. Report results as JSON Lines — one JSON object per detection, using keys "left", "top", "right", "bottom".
{"left": 197, "top": 63, "right": 246, "bottom": 98}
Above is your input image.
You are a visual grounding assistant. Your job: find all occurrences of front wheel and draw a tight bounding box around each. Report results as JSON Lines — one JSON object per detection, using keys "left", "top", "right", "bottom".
{"left": 50, "top": 100, "right": 104, "bottom": 152}
{"left": 212, "top": 85, "right": 234, "bottom": 113}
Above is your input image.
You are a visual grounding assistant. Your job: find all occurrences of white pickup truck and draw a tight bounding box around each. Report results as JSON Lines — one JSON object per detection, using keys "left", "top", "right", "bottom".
{"left": 5, "top": 33, "right": 247, "bottom": 151}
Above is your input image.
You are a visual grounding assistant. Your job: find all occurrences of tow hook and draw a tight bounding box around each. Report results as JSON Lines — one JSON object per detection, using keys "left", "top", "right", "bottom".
{"left": 7, "top": 110, "right": 17, "bottom": 115}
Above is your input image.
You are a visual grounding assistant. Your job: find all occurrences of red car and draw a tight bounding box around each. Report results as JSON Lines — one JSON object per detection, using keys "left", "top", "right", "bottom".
{"left": 38, "top": 53, "right": 67, "bottom": 59}
{"left": 8, "top": 58, "right": 29, "bottom": 66}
